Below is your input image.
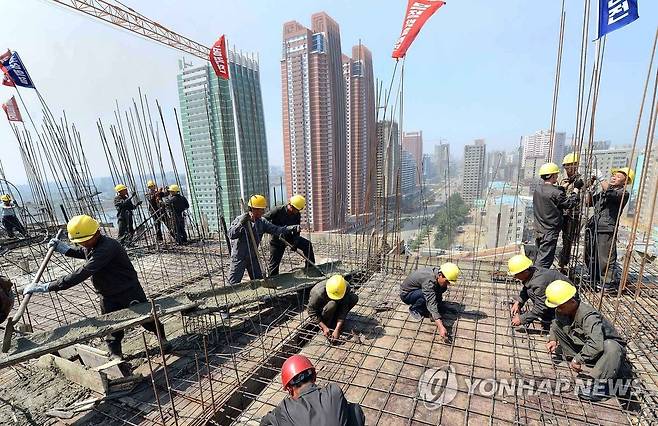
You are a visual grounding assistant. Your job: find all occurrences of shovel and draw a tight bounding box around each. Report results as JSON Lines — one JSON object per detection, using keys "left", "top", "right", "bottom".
{"left": 2, "top": 228, "right": 64, "bottom": 352}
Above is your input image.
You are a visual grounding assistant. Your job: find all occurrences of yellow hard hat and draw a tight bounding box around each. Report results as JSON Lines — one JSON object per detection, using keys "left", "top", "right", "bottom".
{"left": 168, "top": 184, "right": 180, "bottom": 193}
{"left": 67, "top": 215, "right": 100, "bottom": 243}
{"left": 289, "top": 194, "right": 306, "bottom": 211}
{"left": 545, "top": 280, "right": 577, "bottom": 308}
{"left": 538, "top": 163, "right": 560, "bottom": 177}
{"left": 507, "top": 254, "right": 533, "bottom": 276}
{"left": 612, "top": 167, "right": 635, "bottom": 185}
{"left": 0, "top": 194, "right": 11, "bottom": 202}
{"left": 248, "top": 194, "right": 267, "bottom": 209}
{"left": 147, "top": 180, "right": 156, "bottom": 188}
{"left": 326, "top": 275, "right": 347, "bottom": 300}
{"left": 115, "top": 184, "right": 127, "bottom": 192}
{"left": 439, "top": 262, "right": 461, "bottom": 283}
{"left": 562, "top": 152, "right": 579, "bottom": 165}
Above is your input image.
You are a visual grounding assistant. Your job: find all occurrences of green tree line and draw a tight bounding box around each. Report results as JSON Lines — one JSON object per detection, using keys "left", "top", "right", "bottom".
{"left": 433, "top": 194, "right": 470, "bottom": 249}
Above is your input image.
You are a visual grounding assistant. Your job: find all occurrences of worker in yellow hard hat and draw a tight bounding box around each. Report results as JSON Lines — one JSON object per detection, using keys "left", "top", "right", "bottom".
{"left": 162, "top": 184, "right": 189, "bottom": 244}
{"left": 399, "top": 263, "right": 461, "bottom": 339}
{"left": 263, "top": 194, "right": 315, "bottom": 276}
{"left": 145, "top": 180, "right": 165, "bottom": 241}
{"left": 1, "top": 194, "right": 28, "bottom": 238}
{"left": 22, "top": 215, "right": 170, "bottom": 358}
{"left": 583, "top": 167, "right": 634, "bottom": 292}
{"left": 226, "top": 195, "right": 300, "bottom": 285}
{"left": 544, "top": 280, "right": 630, "bottom": 401}
{"left": 307, "top": 275, "right": 358, "bottom": 343}
{"left": 558, "top": 153, "right": 585, "bottom": 272}
{"left": 533, "top": 163, "right": 579, "bottom": 268}
{"left": 113, "top": 183, "right": 141, "bottom": 244}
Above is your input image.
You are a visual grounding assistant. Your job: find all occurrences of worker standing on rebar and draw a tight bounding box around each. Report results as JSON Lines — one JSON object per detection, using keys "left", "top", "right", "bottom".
{"left": 264, "top": 195, "right": 315, "bottom": 276}
{"left": 544, "top": 280, "right": 630, "bottom": 401}
{"left": 533, "top": 163, "right": 580, "bottom": 268}
{"left": 114, "top": 184, "right": 141, "bottom": 243}
{"left": 162, "top": 184, "right": 189, "bottom": 245}
{"left": 507, "top": 254, "right": 571, "bottom": 330}
{"left": 558, "top": 153, "right": 584, "bottom": 273}
{"left": 145, "top": 180, "right": 165, "bottom": 242}
{"left": 307, "top": 275, "right": 358, "bottom": 343}
{"left": 399, "top": 263, "right": 461, "bottom": 339}
{"left": 227, "top": 195, "right": 299, "bottom": 285}
{"left": 22, "top": 215, "right": 170, "bottom": 359}
{"left": 260, "top": 354, "right": 365, "bottom": 425}
{"left": 584, "top": 168, "right": 632, "bottom": 292}
{"left": 1, "top": 194, "right": 28, "bottom": 238}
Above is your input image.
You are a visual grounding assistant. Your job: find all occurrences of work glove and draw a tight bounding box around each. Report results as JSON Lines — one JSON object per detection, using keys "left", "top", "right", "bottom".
{"left": 48, "top": 238, "right": 70, "bottom": 254}
{"left": 131, "top": 191, "right": 137, "bottom": 198}
{"left": 574, "top": 178, "right": 584, "bottom": 190}
{"left": 286, "top": 225, "right": 301, "bottom": 235}
{"left": 23, "top": 281, "right": 50, "bottom": 295}
{"left": 240, "top": 213, "right": 251, "bottom": 225}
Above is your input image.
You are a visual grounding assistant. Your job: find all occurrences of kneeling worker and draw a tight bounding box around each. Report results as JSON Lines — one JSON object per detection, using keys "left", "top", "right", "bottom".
{"left": 399, "top": 262, "right": 461, "bottom": 339}
{"left": 545, "top": 280, "right": 629, "bottom": 401}
{"left": 307, "top": 275, "right": 358, "bottom": 342}
{"left": 23, "top": 215, "right": 169, "bottom": 358}
{"left": 260, "top": 354, "right": 365, "bottom": 425}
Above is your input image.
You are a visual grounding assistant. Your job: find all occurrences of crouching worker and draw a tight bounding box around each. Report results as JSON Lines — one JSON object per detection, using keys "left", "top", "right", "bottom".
{"left": 399, "top": 262, "right": 461, "bottom": 339}
{"left": 545, "top": 280, "right": 630, "bottom": 401}
{"left": 260, "top": 354, "right": 365, "bottom": 426}
{"left": 307, "top": 275, "right": 358, "bottom": 343}
{"left": 23, "top": 215, "right": 170, "bottom": 359}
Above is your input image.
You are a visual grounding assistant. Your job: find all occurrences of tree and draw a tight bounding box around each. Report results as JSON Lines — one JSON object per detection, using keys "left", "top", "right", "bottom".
{"left": 433, "top": 194, "right": 469, "bottom": 249}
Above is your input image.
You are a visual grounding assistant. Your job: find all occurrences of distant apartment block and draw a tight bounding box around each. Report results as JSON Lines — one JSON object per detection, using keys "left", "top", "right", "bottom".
{"left": 462, "top": 139, "right": 487, "bottom": 204}
{"left": 521, "top": 129, "right": 565, "bottom": 170}
{"left": 402, "top": 131, "right": 423, "bottom": 185}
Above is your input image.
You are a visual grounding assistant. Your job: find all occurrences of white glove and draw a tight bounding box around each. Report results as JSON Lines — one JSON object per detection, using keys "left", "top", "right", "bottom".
{"left": 48, "top": 238, "right": 70, "bottom": 254}
{"left": 23, "top": 282, "right": 50, "bottom": 295}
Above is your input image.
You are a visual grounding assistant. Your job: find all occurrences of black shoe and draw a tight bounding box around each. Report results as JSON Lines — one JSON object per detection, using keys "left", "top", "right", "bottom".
{"left": 408, "top": 310, "right": 423, "bottom": 322}
{"left": 595, "top": 282, "right": 619, "bottom": 293}
{"left": 579, "top": 382, "right": 611, "bottom": 402}
{"left": 160, "top": 339, "right": 173, "bottom": 354}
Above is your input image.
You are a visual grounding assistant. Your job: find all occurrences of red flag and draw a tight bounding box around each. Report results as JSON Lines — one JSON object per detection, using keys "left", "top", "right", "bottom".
{"left": 2, "top": 96, "right": 23, "bottom": 122}
{"left": 1, "top": 74, "right": 15, "bottom": 87}
{"left": 392, "top": 0, "right": 445, "bottom": 59}
{"left": 209, "top": 35, "right": 230, "bottom": 80}
{"left": 0, "top": 50, "right": 14, "bottom": 87}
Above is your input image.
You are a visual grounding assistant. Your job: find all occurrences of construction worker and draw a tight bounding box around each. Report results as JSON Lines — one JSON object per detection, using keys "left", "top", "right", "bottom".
{"left": 114, "top": 184, "right": 141, "bottom": 243}
{"left": 533, "top": 163, "right": 579, "bottom": 268}
{"left": 584, "top": 168, "right": 632, "bottom": 291}
{"left": 0, "top": 275, "right": 14, "bottom": 323}
{"left": 264, "top": 195, "right": 315, "bottom": 275}
{"left": 545, "top": 280, "right": 630, "bottom": 401}
{"left": 558, "top": 153, "right": 584, "bottom": 272}
{"left": 507, "top": 253, "right": 571, "bottom": 329}
{"left": 399, "top": 263, "right": 461, "bottom": 339}
{"left": 227, "top": 195, "right": 299, "bottom": 285}
{"left": 1, "top": 194, "right": 28, "bottom": 238}
{"left": 145, "top": 180, "right": 165, "bottom": 241}
{"left": 260, "top": 354, "right": 365, "bottom": 425}
{"left": 307, "top": 275, "right": 358, "bottom": 342}
{"left": 22, "top": 215, "right": 170, "bottom": 358}
{"left": 163, "top": 184, "right": 189, "bottom": 244}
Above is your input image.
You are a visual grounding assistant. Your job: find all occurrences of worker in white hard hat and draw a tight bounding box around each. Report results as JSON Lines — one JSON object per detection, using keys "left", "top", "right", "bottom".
{"left": 558, "top": 153, "right": 584, "bottom": 272}
{"left": 1, "top": 194, "right": 28, "bottom": 238}
{"left": 399, "top": 263, "right": 461, "bottom": 339}
{"left": 162, "top": 184, "right": 189, "bottom": 244}
{"left": 113, "top": 184, "right": 141, "bottom": 244}
{"left": 307, "top": 275, "right": 358, "bottom": 343}
{"left": 263, "top": 195, "right": 315, "bottom": 276}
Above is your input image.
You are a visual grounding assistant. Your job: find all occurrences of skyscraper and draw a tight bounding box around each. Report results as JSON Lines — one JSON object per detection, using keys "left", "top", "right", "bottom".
{"left": 434, "top": 142, "right": 450, "bottom": 181}
{"left": 375, "top": 120, "right": 400, "bottom": 204}
{"left": 401, "top": 150, "right": 418, "bottom": 194}
{"left": 462, "top": 139, "right": 487, "bottom": 204}
{"left": 402, "top": 131, "right": 423, "bottom": 185}
{"left": 281, "top": 12, "right": 347, "bottom": 231}
{"left": 521, "top": 129, "right": 566, "bottom": 168}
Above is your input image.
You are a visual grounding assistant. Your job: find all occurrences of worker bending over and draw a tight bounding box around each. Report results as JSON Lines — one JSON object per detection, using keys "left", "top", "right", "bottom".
{"left": 264, "top": 195, "right": 315, "bottom": 276}
{"left": 399, "top": 263, "right": 461, "bottom": 339}
{"left": 260, "top": 355, "right": 365, "bottom": 425}
{"left": 114, "top": 183, "right": 141, "bottom": 243}
{"left": 558, "top": 153, "right": 584, "bottom": 272}
{"left": 307, "top": 275, "right": 358, "bottom": 343}
{"left": 163, "top": 184, "right": 189, "bottom": 245}
{"left": 145, "top": 180, "right": 165, "bottom": 241}
{"left": 533, "top": 163, "right": 579, "bottom": 268}
{"left": 507, "top": 254, "right": 571, "bottom": 329}
{"left": 545, "top": 280, "right": 630, "bottom": 401}
{"left": 1, "top": 194, "right": 28, "bottom": 238}
{"left": 23, "top": 215, "right": 169, "bottom": 359}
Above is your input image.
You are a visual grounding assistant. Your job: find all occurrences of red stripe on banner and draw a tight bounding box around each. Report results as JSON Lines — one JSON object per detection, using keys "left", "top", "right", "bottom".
{"left": 392, "top": 0, "right": 445, "bottom": 59}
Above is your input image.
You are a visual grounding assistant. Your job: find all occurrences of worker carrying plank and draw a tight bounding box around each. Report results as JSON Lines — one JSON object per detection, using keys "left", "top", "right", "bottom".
{"left": 533, "top": 162, "right": 580, "bottom": 268}
{"left": 260, "top": 354, "right": 365, "bottom": 426}
{"left": 507, "top": 254, "right": 571, "bottom": 330}
{"left": 145, "top": 180, "right": 166, "bottom": 242}
{"left": 227, "top": 195, "right": 299, "bottom": 285}
{"left": 264, "top": 195, "right": 315, "bottom": 276}
{"left": 22, "top": 215, "right": 170, "bottom": 359}
{"left": 399, "top": 263, "right": 461, "bottom": 339}
{"left": 307, "top": 275, "right": 358, "bottom": 343}
{"left": 1, "top": 194, "right": 28, "bottom": 239}
{"left": 558, "top": 152, "right": 584, "bottom": 272}
{"left": 114, "top": 183, "right": 141, "bottom": 244}
{"left": 545, "top": 280, "right": 631, "bottom": 401}
{"left": 162, "top": 184, "right": 189, "bottom": 245}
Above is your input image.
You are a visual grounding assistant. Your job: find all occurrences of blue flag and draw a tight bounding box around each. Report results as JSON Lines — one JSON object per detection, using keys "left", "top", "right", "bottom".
{"left": 598, "top": 0, "right": 639, "bottom": 39}
{"left": 0, "top": 52, "right": 35, "bottom": 89}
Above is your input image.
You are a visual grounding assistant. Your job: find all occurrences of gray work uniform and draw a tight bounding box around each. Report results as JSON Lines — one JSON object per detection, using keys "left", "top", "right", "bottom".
{"left": 533, "top": 183, "right": 578, "bottom": 268}
{"left": 114, "top": 195, "right": 138, "bottom": 242}
{"left": 516, "top": 267, "right": 569, "bottom": 327}
{"left": 399, "top": 267, "right": 447, "bottom": 321}
{"left": 549, "top": 302, "right": 628, "bottom": 380}
{"left": 146, "top": 189, "right": 166, "bottom": 240}
{"left": 264, "top": 205, "right": 315, "bottom": 275}
{"left": 260, "top": 383, "right": 365, "bottom": 426}
{"left": 1, "top": 203, "right": 27, "bottom": 238}
{"left": 307, "top": 280, "right": 358, "bottom": 328}
{"left": 163, "top": 193, "right": 189, "bottom": 244}
{"left": 558, "top": 174, "right": 583, "bottom": 267}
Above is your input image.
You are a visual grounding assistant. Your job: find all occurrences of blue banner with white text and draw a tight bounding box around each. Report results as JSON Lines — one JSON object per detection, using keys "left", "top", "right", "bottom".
{"left": 0, "top": 52, "right": 35, "bottom": 89}
{"left": 598, "top": 0, "right": 639, "bottom": 39}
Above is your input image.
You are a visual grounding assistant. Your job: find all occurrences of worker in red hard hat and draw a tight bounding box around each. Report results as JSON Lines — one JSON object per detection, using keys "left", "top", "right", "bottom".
{"left": 260, "top": 354, "right": 365, "bottom": 425}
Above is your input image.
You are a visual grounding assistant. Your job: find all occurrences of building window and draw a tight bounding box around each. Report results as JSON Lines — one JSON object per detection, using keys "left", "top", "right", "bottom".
{"left": 312, "top": 33, "right": 325, "bottom": 53}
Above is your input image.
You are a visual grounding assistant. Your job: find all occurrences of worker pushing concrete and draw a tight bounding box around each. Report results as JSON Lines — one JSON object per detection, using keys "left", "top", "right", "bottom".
{"left": 584, "top": 168, "right": 632, "bottom": 292}
{"left": 307, "top": 275, "right": 358, "bottom": 343}
{"left": 227, "top": 195, "right": 299, "bottom": 285}
{"left": 399, "top": 263, "right": 461, "bottom": 339}
{"left": 558, "top": 153, "right": 584, "bottom": 273}
{"left": 22, "top": 215, "right": 170, "bottom": 359}
{"left": 145, "top": 180, "right": 165, "bottom": 241}
{"left": 163, "top": 184, "right": 189, "bottom": 245}
{"left": 544, "top": 280, "right": 630, "bottom": 401}
{"left": 1, "top": 194, "right": 28, "bottom": 239}
{"left": 260, "top": 354, "right": 365, "bottom": 425}
{"left": 533, "top": 163, "right": 580, "bottom": 268}
{"left": 114, "top": 183, "right": 141, "bottom": 244}
{"left": 507, "top": 254, "right": 571, "bottom": 330}
{"left": 264, "top": 194, "right": 315, "bottom": 276}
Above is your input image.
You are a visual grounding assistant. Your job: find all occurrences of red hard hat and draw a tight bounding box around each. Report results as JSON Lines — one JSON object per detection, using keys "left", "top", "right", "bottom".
{"left": 281, "top": 355, "right": 315, "bottom": 389}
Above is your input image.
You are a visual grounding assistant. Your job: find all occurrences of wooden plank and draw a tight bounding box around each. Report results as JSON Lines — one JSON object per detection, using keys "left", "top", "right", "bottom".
{"left": 36, "top": 354, "right": 108, "bottom": 394}
{"left": 76, "top": 344, "right": 124, "bottom": 379}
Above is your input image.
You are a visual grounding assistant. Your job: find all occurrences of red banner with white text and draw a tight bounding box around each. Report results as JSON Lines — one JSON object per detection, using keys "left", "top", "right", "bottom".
{"left": 2, "top": 96, "right": 23, "bottom": 122}
{"left": 209, "top": 35, "right": 230, "bottom": 80}
{"left": 392, "top": 0, "right": 445, "bottom": 59}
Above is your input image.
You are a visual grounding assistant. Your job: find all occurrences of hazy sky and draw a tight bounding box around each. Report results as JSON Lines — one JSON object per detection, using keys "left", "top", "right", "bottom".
{"left": 0, "top": 0, "right": 656, "bottom": 184}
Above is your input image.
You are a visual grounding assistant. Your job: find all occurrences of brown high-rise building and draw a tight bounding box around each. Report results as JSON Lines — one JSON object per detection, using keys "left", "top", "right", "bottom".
{"left": 402, "top": 131, "right": 423, "bottom": 186}
{"left": 281, "top": 12, "right": 346, "bottom": 231}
